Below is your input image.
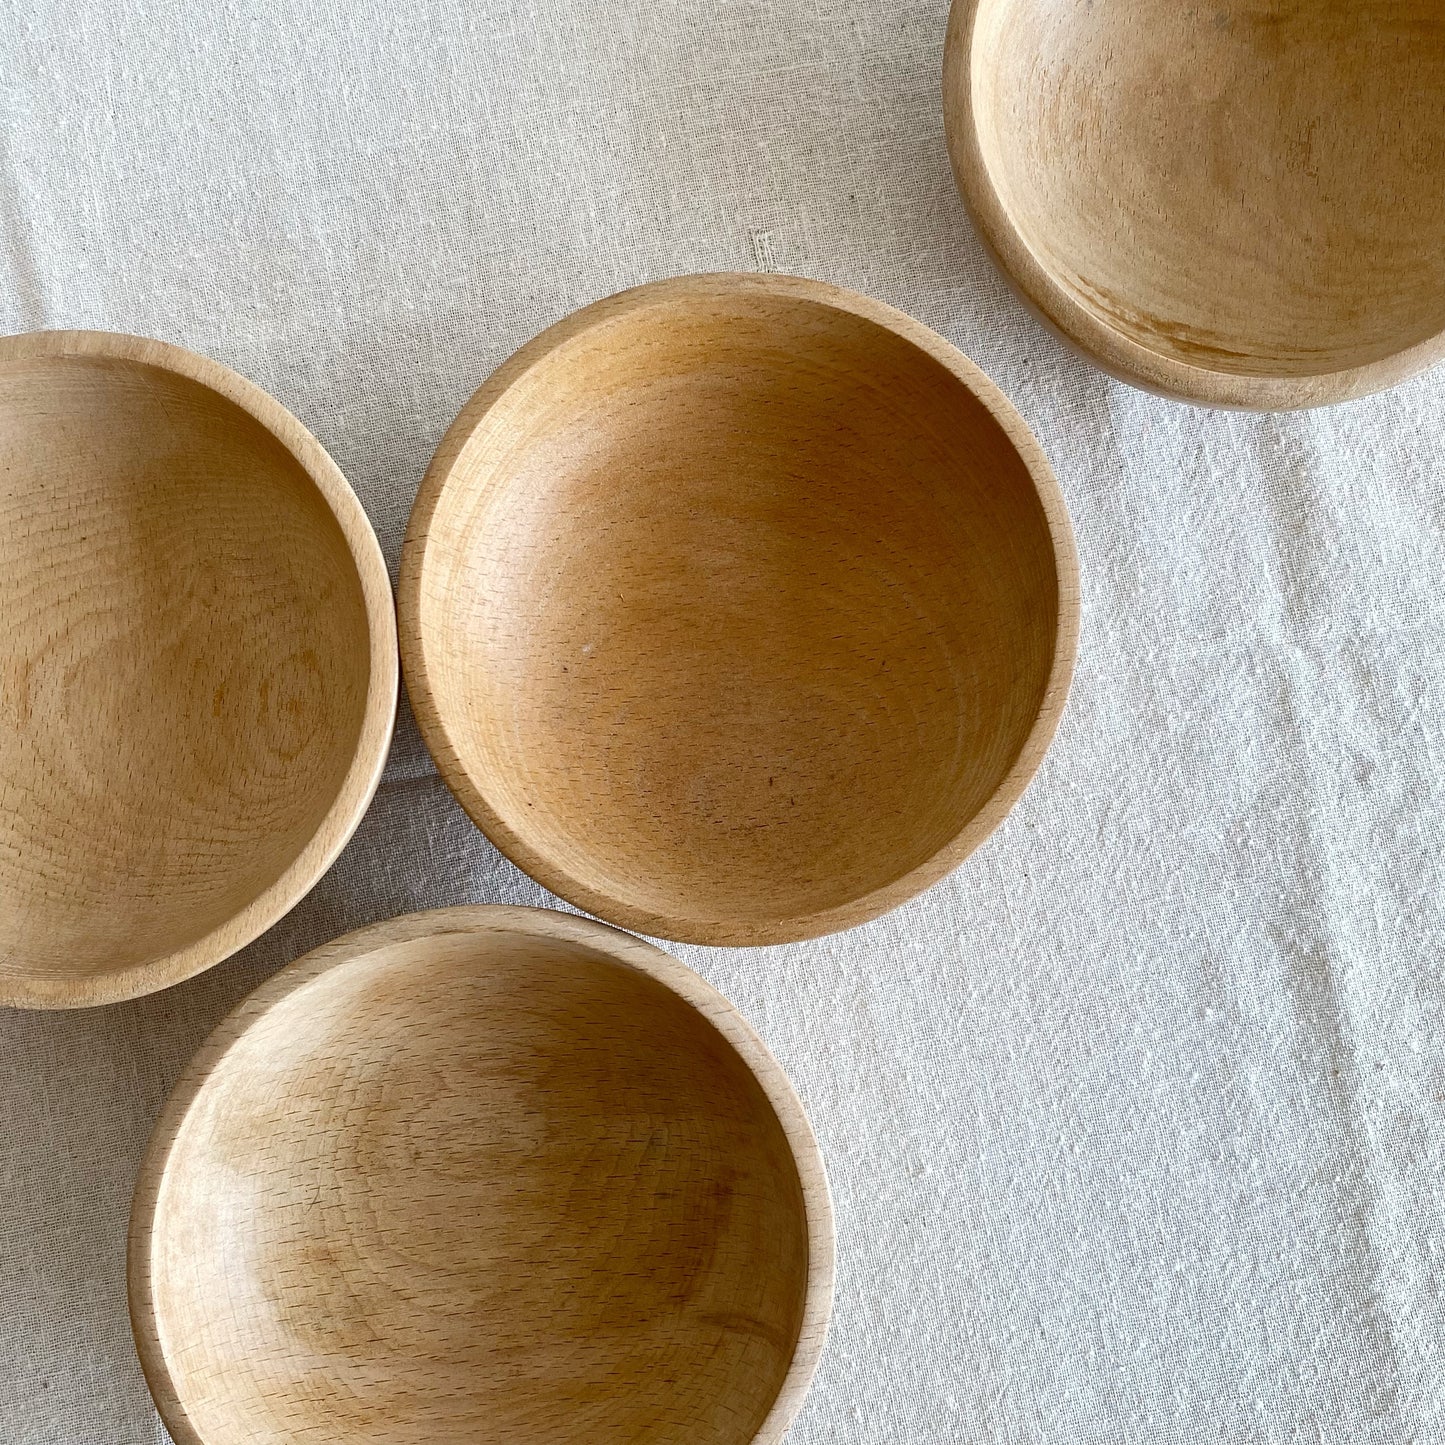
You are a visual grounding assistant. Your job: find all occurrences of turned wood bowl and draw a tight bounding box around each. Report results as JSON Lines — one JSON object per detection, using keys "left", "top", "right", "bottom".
{"left": 401, "top": 274, "right": 1077, "bottom": 945}
{"left": 945, "top": 0, "right": 1445, "bottom": 408}
{"left": 129, "top": 905, "right": 833, "bottom": 1445}
{"left": 0, "top": 331, "right": 396, "bottom": 1008}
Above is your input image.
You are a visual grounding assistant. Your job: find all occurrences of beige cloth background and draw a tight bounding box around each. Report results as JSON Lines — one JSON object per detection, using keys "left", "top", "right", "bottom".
{"left": 4, "top": 1, "right": 1445, "bottom": 1441}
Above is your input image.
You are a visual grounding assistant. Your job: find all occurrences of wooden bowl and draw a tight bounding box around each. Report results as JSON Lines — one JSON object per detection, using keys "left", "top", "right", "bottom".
{"left": 0, "top": 331, "right": 396, "bottom": 1008}
{"left": 129, "top": 905, "right": 833, "bottom": 1445}
{"left": 944, "top": 0, "right": 1445, "bottom": 408}
{"left": 401, "top": 274, "right": 1078, "bottom": 945}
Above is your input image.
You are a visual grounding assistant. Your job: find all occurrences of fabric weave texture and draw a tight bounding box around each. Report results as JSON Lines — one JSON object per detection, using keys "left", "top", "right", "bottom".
{"left": 2, "top": 1, "right": 1442, "bottom": 1442}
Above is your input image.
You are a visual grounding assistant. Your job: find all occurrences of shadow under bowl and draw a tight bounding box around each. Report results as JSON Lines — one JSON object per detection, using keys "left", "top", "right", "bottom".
{"left": 129, "top": 905, "right": 833, "bottom": 1445}
{"left": 945, "top": 0, "right": 1445, "bottom": 407}
{"left": 0, "top": 332, "right": 396, "bottom": 1007}
{"left": 401, "top": 274, "right": 1077, "bottom": 945}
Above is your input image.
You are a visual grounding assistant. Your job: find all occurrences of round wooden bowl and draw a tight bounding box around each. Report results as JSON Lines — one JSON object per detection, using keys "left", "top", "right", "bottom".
{"left": 944, "top": 0, "right": 1445, "bottom": 408}
{"left": 0, "top": 331, "right": 396, "bottom": 1008}
{"left": 129, "top": 905, "right": 833, "bottom": 1445}
{"left": 401, "top": 274, "right": 1078, "bottom": 945}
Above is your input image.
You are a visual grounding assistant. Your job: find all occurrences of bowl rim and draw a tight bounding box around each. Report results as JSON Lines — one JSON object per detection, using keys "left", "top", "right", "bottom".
{"left": 942, "top": 0, "right": 1445, "bottom": 410}
{"left": 127, "top": 903, "right": 836, "bottom": 1445}
{"left": 0, "top": 329, "right": 398, "bottom": 1009}
{"left": 399, "top": 271, "right": 1080, "bottom": 945}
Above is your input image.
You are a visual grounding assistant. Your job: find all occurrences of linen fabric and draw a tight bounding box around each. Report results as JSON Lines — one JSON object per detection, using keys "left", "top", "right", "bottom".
{"left": 2, "top": 1, "right": 1443, "bottom": 1441}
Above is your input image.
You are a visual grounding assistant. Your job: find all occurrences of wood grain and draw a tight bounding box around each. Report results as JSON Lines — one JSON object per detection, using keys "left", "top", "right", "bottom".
{"left": 945, "top": 0, "right": 1445, "bottom": 408}
{"left": 129, "top": 905, "right": 834, "bottom": 1445}
{"left": 400, "top": 274, "right": 1078, "bottom": 945}
{"left": 0, "top": 331, "right": 397, "bottom": 1008}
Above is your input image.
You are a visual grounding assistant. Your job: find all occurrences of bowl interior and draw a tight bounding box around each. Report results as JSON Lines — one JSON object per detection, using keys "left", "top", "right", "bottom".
{"left": 414, "top": 287, "right": 1062, "bottom": 938}
{"left": 145, "top": 926, "right": 811, "bottom": 1445}
{"left": 970, "top": 0, "right": 1445, "bottom": 377}
{"left": 0, "top": 352, "right": 373, "bottom": 996}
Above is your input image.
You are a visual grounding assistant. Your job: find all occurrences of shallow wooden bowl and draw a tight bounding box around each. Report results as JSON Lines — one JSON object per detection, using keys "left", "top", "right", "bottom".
{"left": 945, "top": 0, "right": 1445, "bottom": 408}
{"left": 129, "top": 905, "right": 833, "bottom": 1445}
{"left": 0, "top": 331, "right": 396, "bottom": 1008}
{"left": 401, "top": 274, "right": 1077, "bottom": 945}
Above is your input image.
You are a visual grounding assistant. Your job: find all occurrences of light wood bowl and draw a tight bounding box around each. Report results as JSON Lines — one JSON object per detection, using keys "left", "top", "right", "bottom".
{"left": 944, "top": 0, "right": 1445, "bottom": 408}
{"left": 401, "top": 274, "right": 1077, "bottom": 945}
{"left": 129, "top": 905, "right": 833, "bottom": 1445}
{"left": 0, "top": 331, "right": 396, "bottom": 1008}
